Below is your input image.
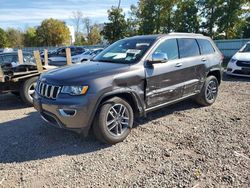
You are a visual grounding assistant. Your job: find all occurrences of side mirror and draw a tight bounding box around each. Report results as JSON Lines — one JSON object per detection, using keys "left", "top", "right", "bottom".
{"left": 149, "top": 52, "right": 168, "bottom": 64}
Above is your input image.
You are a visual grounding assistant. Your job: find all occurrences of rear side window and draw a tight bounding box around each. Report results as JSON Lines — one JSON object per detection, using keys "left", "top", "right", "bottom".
{"left": 197, "top": 39, "right": 215, "bottom": 55}
{"left": 154, "top": 39, "right": 179, "bottom": 60}
{"left": 178, "top": 38, "right": 200, "bottom": 58}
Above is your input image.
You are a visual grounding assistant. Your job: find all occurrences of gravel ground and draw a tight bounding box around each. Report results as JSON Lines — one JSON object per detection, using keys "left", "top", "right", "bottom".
{"left": 0, "top": 75, "right": 249, "bottom": 188}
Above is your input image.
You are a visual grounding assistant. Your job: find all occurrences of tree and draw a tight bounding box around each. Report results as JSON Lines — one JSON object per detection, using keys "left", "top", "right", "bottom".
{"left": 36, "top": 18, "right": 70, "bottom": 46}
{"left": 216, "top": 0, "right": 249, "bottom": 39}
{"left": 83, "top": 17, "right": 92, "bottom": 37}
{"left": 127, "top": 4, "right": 140, "bottom": 36}
{"left": 24, "top": 27, "right": 37, "bottom": 47}
{"left": 174, "top": 0, "right": 200, "bottom": 33}
{"left": 6, "top": 28, "right": 24, "bottom": 48}
{"left": 135, "top": 0, "right": 176, "bottom": 34}
{"left": 0, "top": 28, "right": 8, "bottom": 48}
{"left": 88, "top": 26, "right": 101, "bottom": 45}
{"left": 102, "top": 7, "right": 127, "bottom": 43}
{"left": 72, "top": 11, "right": 84, "bottom": 44}
{"left": 242, "top": 16, "right": 250, "bottom": 38}
{"left": 198, "top": 0, "right": 223, "bottom": 38}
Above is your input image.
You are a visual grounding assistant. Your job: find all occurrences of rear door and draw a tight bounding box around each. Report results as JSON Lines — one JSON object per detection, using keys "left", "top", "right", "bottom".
{"left": 177, "top": 38, "right": 206, "bottom": 97}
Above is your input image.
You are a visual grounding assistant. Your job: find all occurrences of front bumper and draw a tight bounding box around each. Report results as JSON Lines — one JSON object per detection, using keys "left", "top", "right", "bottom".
{"left": 226, "top": 62, "right": 250, "bottom": 77}
{"left": 33, "top": 91, "right": 97, "bottom": 133}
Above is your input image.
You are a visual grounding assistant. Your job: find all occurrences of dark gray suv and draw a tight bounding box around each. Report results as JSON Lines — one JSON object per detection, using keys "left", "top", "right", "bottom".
{"left": 33, "top": 33, "right": 223, "bottom": 144}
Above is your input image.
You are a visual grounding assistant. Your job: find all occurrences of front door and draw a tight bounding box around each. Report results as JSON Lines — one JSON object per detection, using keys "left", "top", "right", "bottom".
{"left": 145, "top": 39, "right": 185, "bottom": 108}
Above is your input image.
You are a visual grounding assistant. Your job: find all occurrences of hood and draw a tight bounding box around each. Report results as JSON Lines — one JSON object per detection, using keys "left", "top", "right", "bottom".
{"left": 49, "top": 56, "right": 66, "bottom": 62}
{"left": 233, "top": 52, "right": 250, "bottom": 61}
{"left": 41, "top": 61, "right": 130, "bottom": 85}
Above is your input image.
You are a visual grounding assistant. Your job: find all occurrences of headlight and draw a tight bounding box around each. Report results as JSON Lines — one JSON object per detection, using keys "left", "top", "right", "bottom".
{"left": 61, "top": 86, "right": 88, "bottom": 95}
{"left": 229, "top": 58, "right": 237, "bottom": 64}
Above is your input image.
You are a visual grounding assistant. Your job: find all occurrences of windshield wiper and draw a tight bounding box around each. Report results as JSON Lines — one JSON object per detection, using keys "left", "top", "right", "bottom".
{"left": 92, "top": 59, "right": 119, "bottom": 63}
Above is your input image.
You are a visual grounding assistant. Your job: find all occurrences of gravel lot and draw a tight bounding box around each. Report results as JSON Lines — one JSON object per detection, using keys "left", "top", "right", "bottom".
{"left": 0, "top": 74, "right": 249, "bottom": 188}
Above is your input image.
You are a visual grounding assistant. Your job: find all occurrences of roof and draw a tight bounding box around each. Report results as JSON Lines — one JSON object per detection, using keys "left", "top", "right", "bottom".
{"left": 128, "top": 32, "right": 205, "bottom": 40}
{"left": 0, "top": 51, "right": 32, "bottom": 55}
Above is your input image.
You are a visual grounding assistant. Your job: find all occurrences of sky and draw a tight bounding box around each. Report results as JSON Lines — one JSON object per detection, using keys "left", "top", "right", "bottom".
{"left": 0, "top": 0, "right": 138, "bottom": 30}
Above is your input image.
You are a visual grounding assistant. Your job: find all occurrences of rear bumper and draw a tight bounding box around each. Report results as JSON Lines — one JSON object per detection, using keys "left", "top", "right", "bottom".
{"left": 33, "top": 91, "right": 97, "bottom": 134}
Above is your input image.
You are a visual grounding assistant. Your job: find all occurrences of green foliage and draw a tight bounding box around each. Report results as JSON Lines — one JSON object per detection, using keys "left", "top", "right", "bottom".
{"left": 88, "top": 26, "right": 101, "bottom": 45}
{"left": 6, "top": 28, "right": 24, "bottom": 48}
{"left": 174, "top": 0, "right": 200, "bottom": 33}
{"left": 24, "top": 27, "right": 37, "bottom": 47}
{"left": 102, "top": 7, "right": 128, "bottom": 44}
{"left": 134, "top": 0, "right": 177, "bottom": 34}
{"left": 0, "top": 28, "right": 8, "bottom": 48}
{"left": 36, "top": 18, "right": 71, "bottom": 46}
{"left": 242, "top": 16, "right": 250, "bottom": 38}
{"left": 216, "top": 0, "right": 249, "bottom": 39}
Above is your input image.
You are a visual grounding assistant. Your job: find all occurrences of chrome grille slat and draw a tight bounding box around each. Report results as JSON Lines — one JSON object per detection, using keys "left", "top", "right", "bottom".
{"left": 36, "top": 81, "right": 61, "bottom": 100}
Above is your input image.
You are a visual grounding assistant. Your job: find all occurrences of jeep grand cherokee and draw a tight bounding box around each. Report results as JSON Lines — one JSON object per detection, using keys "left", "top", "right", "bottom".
{"left": 33, "top": 33, "right": 223, "bottom": 144}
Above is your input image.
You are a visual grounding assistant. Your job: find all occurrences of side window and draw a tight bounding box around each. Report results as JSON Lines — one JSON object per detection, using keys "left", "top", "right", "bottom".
{"left": 3, "top": 55, "right": 15, "bottom": 63}
{"left": 153, "top": 39, "right": 179, "bottom": 60}
{"left": 58, "top": 49, "right": 66, "bottom": 56}
{"left": 197, "top": 39, "right": 215, "bottom": 55}
{"left": 0, "top": 56, "right": 3, "bottom": 64}
{"left": 178, "top": 38, "right": 200, "bottom": 58}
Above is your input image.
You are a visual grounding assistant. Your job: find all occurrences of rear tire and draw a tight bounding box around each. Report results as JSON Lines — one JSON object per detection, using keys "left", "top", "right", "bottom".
{"left": 93, "top": 97, "right": 134, "bottom": 144}
{"left": 195, "top": 75, "right": 219, "bottom": 106}
{"left": 20, "top": 76, "right": 38, "bottom": 106}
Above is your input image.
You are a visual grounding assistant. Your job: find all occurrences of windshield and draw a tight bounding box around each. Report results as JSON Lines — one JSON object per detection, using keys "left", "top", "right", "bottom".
{"left": 93, "top": 38, "right": 155, "bottom": 64}
{"left": 239, "top": 43, "right": 250, "bottom": 53}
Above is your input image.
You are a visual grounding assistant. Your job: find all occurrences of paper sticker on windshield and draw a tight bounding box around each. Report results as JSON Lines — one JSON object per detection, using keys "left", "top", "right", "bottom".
{"left": 126, "top": 49, "right": 141, "bottom": 55}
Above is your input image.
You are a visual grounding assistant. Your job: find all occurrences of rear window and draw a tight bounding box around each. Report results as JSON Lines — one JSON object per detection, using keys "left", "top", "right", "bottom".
{"left": 178, "top": 39, "right": 200, "bottom": 58}
{"left": 197, "top": 39, "right": 215, "bottom": 55}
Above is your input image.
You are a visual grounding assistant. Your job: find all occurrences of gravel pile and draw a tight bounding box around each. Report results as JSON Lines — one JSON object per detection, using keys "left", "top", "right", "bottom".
{"left": 0, "top": 75, "right": 249, "bottom": 187}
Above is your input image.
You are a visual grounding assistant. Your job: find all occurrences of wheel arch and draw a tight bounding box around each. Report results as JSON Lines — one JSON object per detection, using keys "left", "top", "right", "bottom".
{"left": 207, "top": 69, "right": 222, "bottom": 85}
{"left": 83, "top": 89, "right": 145, "bottom": 136}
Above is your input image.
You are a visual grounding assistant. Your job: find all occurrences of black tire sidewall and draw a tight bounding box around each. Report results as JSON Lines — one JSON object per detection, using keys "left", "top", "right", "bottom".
{"left": 20, "top": 76, "right": 38, "bottom": 106}
{"left": 203, "top": 76, "right": 219, "bottom": 105}
{"left": 94, "top": 97, "right": 134, "bottom": 144}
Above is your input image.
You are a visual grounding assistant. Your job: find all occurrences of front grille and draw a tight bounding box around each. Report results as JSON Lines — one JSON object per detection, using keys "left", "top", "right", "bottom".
{"left": 37, "top": 81, "right": 61, "bottom": 99}
{"left": 236, "top": 61, "right": 250, "bottom": 68}
{"left": 233, "top": 69, "right": 250, "bottom": 75}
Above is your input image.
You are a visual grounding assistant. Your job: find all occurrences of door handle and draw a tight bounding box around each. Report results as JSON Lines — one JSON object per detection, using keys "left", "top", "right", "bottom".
{"left": 175, "top": 63, "right": 183, "bottom": 67}
{"left": 201, "top": 57, "right": 207, "bottom": 62}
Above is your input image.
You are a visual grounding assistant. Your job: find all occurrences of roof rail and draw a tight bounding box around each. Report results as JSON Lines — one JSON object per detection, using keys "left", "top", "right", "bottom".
{"left": 168, "top": 32, "right": 204, "bottom": 36}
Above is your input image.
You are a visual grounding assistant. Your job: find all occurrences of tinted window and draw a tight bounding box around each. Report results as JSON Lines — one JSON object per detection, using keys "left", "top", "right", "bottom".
{"left": 153, "top": 39, "right": 179, "bottom": 60}
{"left": 197, "top": 39, "right": 215, "bottom": 54}
{"left": 240, "top": 43, "right": 250, "bottom": 53}
{"left": 3, "top": 55, "right": 17, "bottom": 63}
{"left": 178, "top": 39, "right": 200, "bottom": 58}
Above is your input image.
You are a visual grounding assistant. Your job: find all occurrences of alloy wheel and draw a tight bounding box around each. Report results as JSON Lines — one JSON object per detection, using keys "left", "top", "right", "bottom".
{"left": 106, "top": 104, "right": 130, "bottom": 136}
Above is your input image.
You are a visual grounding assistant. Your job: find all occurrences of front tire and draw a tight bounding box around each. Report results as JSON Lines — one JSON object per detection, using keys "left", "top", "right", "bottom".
{"left": 93, "top": 97, "right": 134, "bottom": 144}
{"left": 20, "top": 76, "right": 38, "bottom": 106}
{"left": 195, "top": 75, "right": 219, "bottom": 106}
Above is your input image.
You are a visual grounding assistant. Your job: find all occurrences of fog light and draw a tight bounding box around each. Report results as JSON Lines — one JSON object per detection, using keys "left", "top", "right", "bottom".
{"left": 58, "top": 109, "right": 76, "bottom": 117}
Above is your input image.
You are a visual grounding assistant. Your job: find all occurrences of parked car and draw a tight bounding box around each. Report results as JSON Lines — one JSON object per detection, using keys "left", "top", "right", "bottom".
{"left": 226, "top": 41, "right": 250, "bottom": 77}
{"left": 48, "top": 48, "right": 103, "bottom": 66}
{"left": 0, "top": 51, "right": 40, "bottom": 105}
{"left": 41, "top": 46, "right": 85, "bottom": 58}
{"left": 0, "top": 51, "right": 35, "bottom": 71}
{"left": 34, "top": 33, "right": 223, "bottom": 144}
{"left": 78, "top": 48, "right": 104, "bottom": 62}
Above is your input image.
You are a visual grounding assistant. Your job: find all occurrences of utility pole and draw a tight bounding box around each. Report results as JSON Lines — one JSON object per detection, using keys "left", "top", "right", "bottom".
{"left": 118, "top": 0, "right": 121, "bottom": 9}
